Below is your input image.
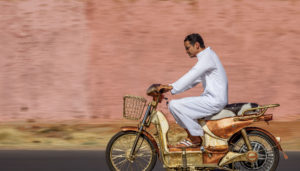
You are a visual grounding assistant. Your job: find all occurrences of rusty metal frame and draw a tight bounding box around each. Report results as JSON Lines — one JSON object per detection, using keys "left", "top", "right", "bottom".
{"left": 241, "top": 129, "right": 252, "bottom": 151}
{"left": 219, "top": 151, "right": 248, "bottom": 166}
{"left": 206, "top": 117, "right": 254, "bottom": 139}
{"left": 203, "top": 152, "right": 226, "bottom": 164}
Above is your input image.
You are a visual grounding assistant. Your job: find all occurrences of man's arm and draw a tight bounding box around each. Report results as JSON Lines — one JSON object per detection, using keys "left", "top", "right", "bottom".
{"left": 170, "top": 56, "right": 216, "bottom": 95}
{"left": 170, "top": 77, "right": 201, "bottom": 94}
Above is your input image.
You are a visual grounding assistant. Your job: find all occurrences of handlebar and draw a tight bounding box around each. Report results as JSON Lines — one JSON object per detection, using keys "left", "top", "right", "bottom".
{"left": 146, "top": 84, "right": 172, "bottom": 105}
{"left": 146, "top": 84, "right": 172, "bottom": 96}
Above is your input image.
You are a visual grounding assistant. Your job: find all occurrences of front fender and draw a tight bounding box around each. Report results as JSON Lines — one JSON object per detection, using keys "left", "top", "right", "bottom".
{"left": 120, "top": 126, "right": 159, "bottom": 157}
{"left": 229, "top": 127, "right": 288, "bottom": 159}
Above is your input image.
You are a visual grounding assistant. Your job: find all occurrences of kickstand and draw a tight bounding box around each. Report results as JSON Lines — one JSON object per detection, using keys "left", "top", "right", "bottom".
{"left": 181, "top": 147, "right": 187, "bottom": 170}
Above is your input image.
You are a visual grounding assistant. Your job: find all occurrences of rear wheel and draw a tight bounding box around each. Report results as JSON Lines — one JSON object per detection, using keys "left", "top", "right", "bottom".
{"left": 106, "top": 131, "right": 157, "bottom": 171}
{"left": 230, "top": 130, "right": 279, "bottom": 171}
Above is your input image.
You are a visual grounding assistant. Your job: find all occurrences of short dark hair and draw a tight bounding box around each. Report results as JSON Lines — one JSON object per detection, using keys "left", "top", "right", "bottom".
{"left": 184, "top": 33, "right": 205, "bottom": 48}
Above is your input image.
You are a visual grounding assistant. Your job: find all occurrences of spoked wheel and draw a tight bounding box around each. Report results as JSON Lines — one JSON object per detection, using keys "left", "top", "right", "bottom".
{"left": 106, "top": 131, "right": 157, "bottom": 171}
{"left": 230, "top": 130, "right": 280, "bottom": 171}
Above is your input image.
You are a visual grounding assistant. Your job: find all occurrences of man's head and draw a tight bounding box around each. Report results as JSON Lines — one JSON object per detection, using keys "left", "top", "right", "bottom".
{"left": 184, "top": 33, "right": 205, "bottom": 58}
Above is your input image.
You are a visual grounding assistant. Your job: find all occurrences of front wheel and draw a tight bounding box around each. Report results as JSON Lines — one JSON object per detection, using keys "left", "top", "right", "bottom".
{"left": 230, "top": 130, "right": 280, "bottom": 171}
{"left": 106, "top": 131, "right": 157, "bottom": 171}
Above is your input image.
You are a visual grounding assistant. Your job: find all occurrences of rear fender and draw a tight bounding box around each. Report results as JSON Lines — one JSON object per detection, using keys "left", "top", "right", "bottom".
{"left": 229, "top": 127, "right": 288, "bottom": 159}
{"left": 120, "top": 126, "right": 159, "bottom": 157}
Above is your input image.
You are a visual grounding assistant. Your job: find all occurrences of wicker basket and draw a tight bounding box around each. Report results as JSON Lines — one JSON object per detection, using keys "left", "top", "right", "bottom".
{"left": 123, "top": 95, "right": 147, "bottom": 120}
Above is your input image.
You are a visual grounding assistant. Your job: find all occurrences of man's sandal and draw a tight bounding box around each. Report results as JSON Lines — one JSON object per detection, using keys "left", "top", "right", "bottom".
{"left": 168, "top": 138, "right": 201, "bottom": 148}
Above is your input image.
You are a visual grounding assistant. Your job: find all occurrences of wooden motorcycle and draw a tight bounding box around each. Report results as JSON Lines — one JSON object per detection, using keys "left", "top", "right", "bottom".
{"left": 106, "top": 84, "right": 287, "bottom": 171}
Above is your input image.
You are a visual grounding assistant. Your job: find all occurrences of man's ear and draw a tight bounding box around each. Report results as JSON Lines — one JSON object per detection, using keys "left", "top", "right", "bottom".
{"left": 195, "top": 42, "right": 200, "bottom": 49}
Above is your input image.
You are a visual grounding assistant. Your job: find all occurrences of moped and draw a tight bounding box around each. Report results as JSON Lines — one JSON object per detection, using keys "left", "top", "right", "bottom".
{"left": 106, "top": 84, "right": 287, "bottom": 171}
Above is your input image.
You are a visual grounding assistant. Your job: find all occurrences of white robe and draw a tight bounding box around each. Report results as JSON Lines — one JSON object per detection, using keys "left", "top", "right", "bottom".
{"left": 169, "top": 47, "right": 228, "bottom": 136}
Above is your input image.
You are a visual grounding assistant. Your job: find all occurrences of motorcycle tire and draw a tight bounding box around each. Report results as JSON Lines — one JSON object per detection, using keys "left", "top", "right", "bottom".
{"left": 106, "top": 131, "right": 157, "bottom": 171}
{"left": 230, "top": 130, "right": 280, "bottom": 171}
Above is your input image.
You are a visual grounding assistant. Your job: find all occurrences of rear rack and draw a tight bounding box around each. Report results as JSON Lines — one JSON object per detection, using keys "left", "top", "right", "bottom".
{"left": 234, "top": 104, "right": 280, "bottom": 121}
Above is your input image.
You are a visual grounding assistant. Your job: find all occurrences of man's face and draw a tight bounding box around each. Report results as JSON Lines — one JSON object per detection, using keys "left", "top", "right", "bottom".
{"left": 184, "top": 41, "right": 200, "bottom": 58}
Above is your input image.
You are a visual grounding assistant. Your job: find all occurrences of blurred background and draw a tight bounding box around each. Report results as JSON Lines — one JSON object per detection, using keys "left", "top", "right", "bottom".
{"left": 0, "top": 0, "right": 299, "bottom": 150}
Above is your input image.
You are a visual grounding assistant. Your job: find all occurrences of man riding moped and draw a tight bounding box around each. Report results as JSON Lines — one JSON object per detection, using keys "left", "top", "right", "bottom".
{"left": 159, "top": 33, "right": 228, "bottom": 148}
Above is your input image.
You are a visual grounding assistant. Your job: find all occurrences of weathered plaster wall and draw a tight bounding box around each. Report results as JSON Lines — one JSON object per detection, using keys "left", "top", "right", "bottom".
{"left": 0, "top": 0, "right": 299, "bottom": 121}
{"left": 0, "top": 0, "right": 90, "bottom": 120}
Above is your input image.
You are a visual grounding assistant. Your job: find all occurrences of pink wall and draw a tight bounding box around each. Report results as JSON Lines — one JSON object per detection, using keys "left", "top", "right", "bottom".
{"left": 0, "top": 0, "right": 299, "bottom": 121}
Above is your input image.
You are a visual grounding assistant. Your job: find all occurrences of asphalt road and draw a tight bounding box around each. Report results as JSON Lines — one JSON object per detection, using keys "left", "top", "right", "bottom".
{"left": 0, "top": 150, "right": 298, "bottom": 171}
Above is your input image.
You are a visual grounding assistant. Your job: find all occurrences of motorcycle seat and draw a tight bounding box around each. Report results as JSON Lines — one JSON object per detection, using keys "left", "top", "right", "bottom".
{"left": 205, "top": 103, "right": 259, "bottom": 120}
